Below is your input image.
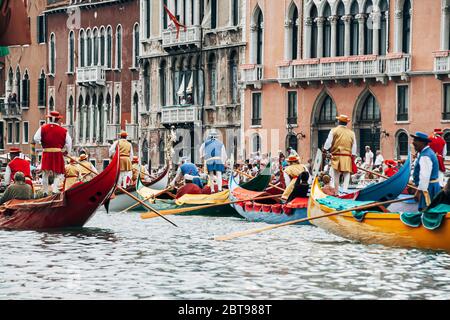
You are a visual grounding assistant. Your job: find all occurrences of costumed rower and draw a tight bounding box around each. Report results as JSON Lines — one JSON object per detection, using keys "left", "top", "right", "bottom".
{"left": 410, "top": 132, "right": 441, "bottom": 211}
{"left": 281, "top": 154, "right": 306, "bottom": 201}
{"left": 323, "top": 114, "right": 357, "bottom": 193}
{"left": 33, "top": 111, "right": 72, "bottom": 195}
{"left": 3, "top": 147, "right": 33, "bottom": 189}
{"left": 428, "top": 128, "right": 447, "bottom": 187}
{"left": 174, "top": 175, "right": 204, "bottom": 199}
{"left": 77, "top": 153, "right": 98, "bottom": 183}
{"left": 131, "top": 156, "right": 146, "bottom": 185}
{"left": 199, "top": 129, "right": 227, "bottom": 192}
{"left": 109, "top": 130, "right": 133, "bottom": 188}
{"left": 384, "top": 160, "right": 398, "bottom": 177}
{"left": 64, "top": 157, "right": 81, "bottom": 190}
{"left": 169, "top": 157, "right": 203, "bottom": 189}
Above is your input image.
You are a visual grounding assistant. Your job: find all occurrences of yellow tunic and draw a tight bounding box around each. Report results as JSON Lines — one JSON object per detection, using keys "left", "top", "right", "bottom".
{"left": 78, "top": 160, "right": 96, "bottom": 183}
{"left": 118, "top": 139, "right": 132, "bottom": 172}
{"left": 330, "top": 126, "right": 355, "bottom": 173}
{"left": 64, "top": 163, "right": 80, "bottom": 190}
{"left": 131, "top": 163, "right": 146, "bottom": 183}
{"left": 282, "top": 163, "right": 306, "bottom": 200}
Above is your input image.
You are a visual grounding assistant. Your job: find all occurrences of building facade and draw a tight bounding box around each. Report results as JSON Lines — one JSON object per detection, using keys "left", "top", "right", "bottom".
{"left": 1, "top": 0, "right": 48, "bottom": 158}
{"left": 242, "top": 0, "right": 450, "bottom": 163}
{"left": 43, "top": 0, "right": 140, "bottom": 170}
{"left": 139, "top": 0, "right": 245, "bottom": 168}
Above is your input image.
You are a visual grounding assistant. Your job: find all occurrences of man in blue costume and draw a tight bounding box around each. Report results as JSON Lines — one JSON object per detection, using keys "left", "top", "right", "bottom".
{"left": 169, "top": 157, "right": 203, "bottom": 189}
{"left": 410, "top": 132, "right": 441, "bottom": 211}
{"left": 199, "top": 130, "right": 227, "bottom": 192}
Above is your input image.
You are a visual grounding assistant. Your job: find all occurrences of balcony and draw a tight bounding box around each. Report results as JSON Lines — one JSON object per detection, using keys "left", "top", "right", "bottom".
{"left": 125, "top": 122, "right": 139, "bottom": 142}
{"left": 433, "top": 51, "right": 450, "bottom": 79}
{"left": 162, "top": 26, "right": 202, "bottom": 52}
{"left": 0, "top": 102, "right": 22, "bottom": 119}
{"left": 241, "top": 64, "right": 264, "bottom": 89}
{"left": 105, "top": 124, "right": 120, "bottom": 142}
{"left": 160, "top": 105, "right": 201, "bottom": 125}
{"left": 76, "top": 66, "right": 106, "bottom": 86}
{"left": 277, "top": 54, "right": 411, "bottom": 85}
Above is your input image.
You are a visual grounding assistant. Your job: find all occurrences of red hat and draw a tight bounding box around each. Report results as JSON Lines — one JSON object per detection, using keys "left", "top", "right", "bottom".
{"left": 79, "top": 154, "right": 87, "bottom": 161}
{"left": 384, "top": 159, "right": 397, "bottom": 167}
{"left": 132, "top": 156, "right": 139, "bottom": 163}
{"left": 46, "top": 111, "right": 63, "bottom": 120}
{"left": 119, "top": 130, "right": 128, "bottom": 138}
{"left": 434, "top": 128, "right": 444, "bottom": 135}
{"left": 287, "top": 155, "right": 300, "bottom": 162}
{"left": 9, "top": 147, "right": 21, "bottom": 153}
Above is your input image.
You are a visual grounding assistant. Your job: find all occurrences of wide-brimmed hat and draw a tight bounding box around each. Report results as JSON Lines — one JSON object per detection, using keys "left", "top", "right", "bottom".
{"left": 9, "top": 147, "right": 21, "bottom": 154}
{"left": 132, "top": 156, "right": 139, "bottom": 163}
{"left": 287, "top": 155, "right": 300, "bottom": 162}
{"left": 46, "top": 111, "right": 63, "bottom": 120}
{"left": 434, "top": 128, "right": 444, "bottom": 135}
{"left": 410, "top": 131, "right": 431, "bottom": 143}
{"left": 336, "top": 114, "right": 350, "bottom": 123}
{"left": 79, "top": 154, "right": 88, "bottom": 161}
{"left": 384, "top": 159, "right": 397, "bottom": 167}
{"left": 119, "top": 130, "right": 128, "bottom": 138}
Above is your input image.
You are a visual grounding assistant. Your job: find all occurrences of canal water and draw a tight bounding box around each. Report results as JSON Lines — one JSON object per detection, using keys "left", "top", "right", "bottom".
{"left": 0, "top": 209, "right": 449, "bottom": 299}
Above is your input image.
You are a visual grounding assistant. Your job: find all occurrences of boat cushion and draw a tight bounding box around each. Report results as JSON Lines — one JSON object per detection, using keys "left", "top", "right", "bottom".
{"left": 282, "top": 204, "right": 293, "bottom": 216}
{"left": 175, "top": 190, "right": 229, "bottom": 205}
{"left": 286, "top": 197, "right": 308, "bottom": 209}
{"left": 400, "top": 204, "right": 450, "bottom": 230}
{"left": 271, "top": 204, "right": 282, "bottom": 214}
{"left": 244, "top": 202, "right": 253, "bottom": 212}
{"left": 316, "top": 196, "right": 373, "bottom": 211}
{"left": 262, "top": 204, "right": 272, "bottom": 213}
{"left": 232, "top": 187, "right": 267, "bottom": 201}
{"left": 253, "top": 203, "right": 262, "bottom": 212}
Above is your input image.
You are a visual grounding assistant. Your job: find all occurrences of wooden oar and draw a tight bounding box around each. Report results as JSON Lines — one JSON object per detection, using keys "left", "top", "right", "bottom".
{"left": 356, "top": 166, "right": 419, "bottom": 191}
{"left": 234, "top": 170, "right": 285, "bottom": 192}
{"left": 214, "top": 196, "right": 416, "bottom": 241}
{"left": 65, "top": 155, "right": 178, "bottom": 227}
{"left": 141, "top": 194, "right": 283, "bottom": 219}
{"left": 120, "top": 187, "right": 171, "bottom": 213}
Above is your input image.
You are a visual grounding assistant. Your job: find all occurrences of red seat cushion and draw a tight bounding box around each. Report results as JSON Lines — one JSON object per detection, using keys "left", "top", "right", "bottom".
{"left": 244, "top": 201, "right": 253, "bottom": 212}
{"left": 262, "top": 204, "right": 272, "bottom": 213}
{"left": 271, "top": 204, "right": 282, "bottom": 214}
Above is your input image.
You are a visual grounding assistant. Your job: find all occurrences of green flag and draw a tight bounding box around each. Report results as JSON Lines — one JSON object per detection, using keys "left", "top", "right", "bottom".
{"left": 0, "top": 46, "right": 9, "bottom": 57}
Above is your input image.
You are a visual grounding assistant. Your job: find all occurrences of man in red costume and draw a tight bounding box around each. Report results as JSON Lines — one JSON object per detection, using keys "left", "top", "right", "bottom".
{"left": 4, "top": 147, "right": 33, "bottom": 189}
{"left": 33, "top": 111, "right": 73, "bottom": 195}
{"left": 384, "top": 160, "right": 399, "bottom": 177}
{"left": 429, "top": 129, "right": 447, "bottom": 187}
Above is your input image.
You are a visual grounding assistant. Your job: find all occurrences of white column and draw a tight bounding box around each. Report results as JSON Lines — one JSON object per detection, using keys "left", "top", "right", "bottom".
{"left": 179, "top": 0, "right": 185, "bottom": 25}
{"left": 343, "top": 15, "right": 352, "bottom": 56}
{"left": 329, "top": 16, "right": 339, "bottom": 57}
{"left": 95, "top": 104, "right": 100, "bottom": 142}
{"left": 394, "top": 10, "right": 403, "bottom": 53}
{"left": 357, "top": 14, "right": 366, "bottom": 55}
{"left": 186, "top": 0, "right": 192, "bottom": 26}
{"left": 76, "top": 108, "right": 81, "bottom": 144}
{"left": 89, "top": 105, "right": 94, "bottom": 143}
{"left": 103, "top": 103, "right": 109, "bottom": 144}
{"left": 284, "top": 19, "right": 293, "bottom": 60}
{"left": 371, "top": 11, "right": 381, "bottom": 56}
{"left": 82, "top": 106, "right": 87, "bottom": 144}
{"left": 304, "top": 17, "right": 312, "bottom": 59}
{"left": 442, "top": 6, "right": 450, "bottom": 50}
{"left": 250, "top": 23, "right": 257, "bottom": 64}
{"left": 194, "top": 0, "right": 200, "bottom": 25}
{"left": 316, "top": 17, "right": 325, "bottom": 58}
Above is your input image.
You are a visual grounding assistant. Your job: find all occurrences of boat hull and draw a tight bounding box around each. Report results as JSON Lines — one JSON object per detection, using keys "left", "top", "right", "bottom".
{"left": 148, "top": 199, "right": 241, "bottom": 218}
{"left": 308, "top": 179, "right": 450, "bottom": 253}
{"left": 233, "top": 204, "right": 309, "bottom": 225}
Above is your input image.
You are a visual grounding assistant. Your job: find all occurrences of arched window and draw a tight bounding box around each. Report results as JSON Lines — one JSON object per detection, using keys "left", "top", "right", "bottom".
{"left": 254, "top": 7, "right": 264, "bottom": 64}
{"left": 22, "top": 71, "right": 30, "bottom": 108}
{"left": 402, "top": 0, "right": 411, "bottom": 54}
{"left": 159, "top": 139, "right": 165, "bottom": 166}
{"left": 364, "top": 0, "right": 373, "bottom": 55}
{"left": 92, "top": 94, "right": 97, "bottom": 141}
{"left": 93, "top": 28, "right": 99, "bottom": 66}
{"left": 86, "top": 29, "right": 92, "bottom": 66}
{"left": 49, "top": 96, "right": 55, "bottom": 112}
{"left": 229, "top": 51, "right": 239, "bottom": 104}
{"left": 100, "top": 27, "right": 105, "bottom": 66}
{"left": 310, "top": 5, "right": 318, "bottom": 58}
{"left": 49, "top": 33, "right": 56, "bottom": 74}
{"left": 78, "top": 95, "right": 84, "bottom": 141}
{"left": 359, "top": 94, "right": 380, "bottom": 122}
{"left": 208, "top": 53, "right": 216, "bottom": 106}
{"left": 106, "top": 93, "right": 112, "bottom": 124}
{"left": 252, "top": 134, "right": 261, "bottom": 153}
{"left": 98, "top": 94, "right": 104, "bottom": 142}
{"left": 133, "top": 23, "right": 140, "bottom": 68}
{"left": 115, "top": 94, "right": 121, "bottom": 125}
{"left": 358, "top": 93, "right": 381, "bottom": 156}
{"left": 336, "top": 1, "right": 345, "bottom": 57}
{"left": 7, "top": 67, "right": 13, "bottom": 91}
{"left": 38, "top": 70, "right": 46, "bottom": 107}
{"left": 289, "top": 5, "right": 299, "bottom": 60}
{"left": 107, "top": 26, "right": 112, "bottom": 68}
{"left": 316, "top": 95, "right": 337, "bottom": 149}
{"left": 323, "top": 3, "right": 332, "bottom": 58}
{"left": 68, "top": 96, "right": 74, "bottom": 125}
{"left": 350, "top": 1, "right": 359, "bottom": 56}
{"left": 379, "top": 0, "right": 388, "bottom": 55}
{"left": 116, "top": 25, "right": 122, "bottom": 69}
{"left": 396, "top": 131, "right": 409, "bottom": 157}
{"left": 85, "top": 94, "right": 90, "bottom": 140}
{"left": 68, "top": 31, "right": 75, "bottom": 72}
{"left": 159, "top": 61, "right": 166, "bottom": 107}
{"left": 133, "top": 92, "right": 139, "bottom": 124}
{"left": 286, "top": 134, "right": 298, "bottom": 153}
{"left": 79, "top": 30, "right": 85, "bottom": 67}
{"left": 15, "top": 67, "right": 21, "bottom": 106}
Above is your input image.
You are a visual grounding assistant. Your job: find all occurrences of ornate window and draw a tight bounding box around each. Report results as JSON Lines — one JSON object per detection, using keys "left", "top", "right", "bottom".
{"left": 116, "top": 25, "right": 122, "bottom": 69}
{"left": 336, "top": 1, "right": 345, "bottom": 57}
{"left": 107, "top": 26, "right": 112, "bottom": 68}
{"left": 379, "top": 0, "right": 389, "bottom": 55}
{"left": 256, "top": 8, "right": 264, "bottom": 64}
{"left": 79, "top": 30, "right": 85, "bottom": 67}
{"left": 402, "top": 0, "right": 411, "bottom": 53}
{"left": 93, "top": 28, "right": 99, "bottom": 66}
{"left": 49, "top": 33, "right": 56, "bottom": 74}
{"left": 21, "top": 71, "right": 30, "bottom": 109}
{"left": 288, "top": 4, "right": 299, "bottom": 60}
{"left": 318, "top": 95, "right": 337, "bottom": 123}
{"left": 133, "top": 23, "right": 140, "bottom": 68}
{"left": 364, "top": 0, "right": 373, "bottom": 55}
{"left": 68, "top": 31, "right": 75, "bottom": 72}
{"left": 115, "top": 94, "right": 121, "bottom": 125}
{"left": 310, "top": 5, "right": 318, "bottom": 58}
{"left": 350, "top": 1, "right": 359, "bottom": 56}
{"left": 100, "top": 27, "right": 105, "bottom": 66}
{"left": 323, "top": 3, "right": 332, "bottom": 58}
{"left": 86, "top": 29, "right": 92, "bottom": 66}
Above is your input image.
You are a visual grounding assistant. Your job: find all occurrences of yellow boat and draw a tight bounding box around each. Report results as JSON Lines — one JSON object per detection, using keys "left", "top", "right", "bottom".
{"left": 308, "top": 178, "right": 450, "bottom": 253}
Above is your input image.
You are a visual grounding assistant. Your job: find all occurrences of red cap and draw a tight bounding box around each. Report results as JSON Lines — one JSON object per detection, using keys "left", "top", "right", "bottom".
{"left": 434, "top": 128, "right": 444, "bottom": 135}
{"left": 9, "top": 147, "right": 21, "bottom": 153}
{"left": 46, "top": 111, "right": 63, "bottom": 119}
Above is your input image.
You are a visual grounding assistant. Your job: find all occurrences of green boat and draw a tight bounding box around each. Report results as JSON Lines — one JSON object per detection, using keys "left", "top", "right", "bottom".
{"left": 138, "top": 163, "right": 273, "bottom": 217}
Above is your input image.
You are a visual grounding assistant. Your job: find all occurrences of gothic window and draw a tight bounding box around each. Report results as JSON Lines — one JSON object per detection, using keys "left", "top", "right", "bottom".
{"left": 106, "top": 93, "right": 112, "bottom": 124}
{"left": 68, "top": 31, "right": 75, "bottom": 72}
{"left": 323, "top": 3, "right": 332, "bottom": 58}
{"left": 100, "top": 27, "right": 105, "bottom": 66}
{"left": 79, "top": 30, "right": 85, "bottom": 67}
{"left": 116, "top": 25, "right": 122, "bottom": 69}
{"left": 208, "top": 54, "right": 217, "bottom": 106}
{"left": 252, "top": 92, "right": 262, "bottom": 126}
{"left": 310, "top": 5, "right": 318, "bottom": 58}
{"left": 350, "top": 1, "right": 359, "bottom": 56}
{"left": 85, "top": 94, "right": 90, "bottom": 139}
{"left": 133, "top": 92, "right": 139, "bottom": 124}
{"left": 93, "top": 28, "right": 99, "bottom": 66}
{"left": 159, "top": 60, "right": 166, "bottom": 107}
{"left": 49, "top": 33, "right": 56, "bottom": 74}
{"left": 68, "top": 96, "right": 74, "bottom": 125}
{"left": 396, "top": 131, "right": 409, "bottom": 157}
{"left": 364, "top": 0, "right": 373, "bottom": 55}
{"left": 115, "top": 94, "right": 121, "bottom": 125}
{"left": 379, "top": 0, "right": 388, "bottom": 55}
{"left": 86, "top": 29, "right": 92, "bottom": 66}
{"left": 92, "top": 94, "right": 97, "bottom": 140}
{"left": 98, "top": 94, "right": 104, "bottom": 143}
{"left": 49, "top": 96, "right": 55, "bottom": 112}
{"left": 133, "top": 23, "right": 140, "bottom": 68}
{"left": 38, "top": 70, "right": 46, "bottom": 107}
{"left": 402, "top": 0, "right": 411, "bottom": 54}
{"left": 21, "top": 71, "right": 30, "bottom": 109}
{"left": 253, "top": 7, "right": 264, "bottom": 64}
{"left": 229, "top": 51, "right": 239, "bottom": 104}
{"left": 336, "top": 1, "right": 345, "bottom": 57}
{"left": 15, "top": 67, "right": 21, "bottom": 106}
{"left": 107, "top": 26, "right": 112, "bottom": 68}
{"left": 289, "top": 5, "right": 299, "bottom": 60}
{"left": 78, "top": 95, "right": 84, "bottom": 141}
{"left": 359, "top": 94, "right": 381, "bottom": 122}
{"left": 318, "top": 95, "right": 337, "bottom": 123}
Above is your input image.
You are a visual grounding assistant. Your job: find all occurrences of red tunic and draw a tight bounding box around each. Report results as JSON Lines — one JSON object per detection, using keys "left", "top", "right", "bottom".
{"left": 429, "top": 135, "right": 446, "bottom": 172}
{"left": 175, "top": 183, "right": 203, "bottom": 199}
{"left": 40, "top": 124, "right": 67, "bottom": 174}
{"left": 8, "top": 157, "right": 33, "bottom": 188}
{"left": 384, "top": 167, "right": 399, "bottom": 178}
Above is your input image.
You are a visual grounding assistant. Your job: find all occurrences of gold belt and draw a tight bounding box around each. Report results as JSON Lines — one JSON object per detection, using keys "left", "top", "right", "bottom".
{"left": 43, "top": 148, "right": 62, "bottom": 152}
{"left": 430, "top": 179, "right": 440, "bottom": 183}
{"left": 120, "top": 155, "right": 130, "bottom": 158}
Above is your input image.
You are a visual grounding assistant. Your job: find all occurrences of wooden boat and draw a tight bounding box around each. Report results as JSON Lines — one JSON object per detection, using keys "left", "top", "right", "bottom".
{"left": 108, "top": 165, "right": 170, "bottom": 212}
{"left": 0, "top": 148, "right": 120, "bottom": 230}
{"left": 230, "top": 155, "right": 411, "bottom": 225}
{"left": 308, "top": 177, "right": 450, "bottom": 253}
{"left": 144, "top": 163, "right": 273, "bottom": 217}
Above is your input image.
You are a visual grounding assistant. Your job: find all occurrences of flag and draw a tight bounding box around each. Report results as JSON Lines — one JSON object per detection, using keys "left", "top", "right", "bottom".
{"left": 163, "top": 4, "right": 186, "bottom": 39}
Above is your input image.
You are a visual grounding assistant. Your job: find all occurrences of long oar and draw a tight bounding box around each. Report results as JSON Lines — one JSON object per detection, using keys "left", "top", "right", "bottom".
{"left": 121, "top": 187, "right": 171, "bottom": 213}
{"left": 141, "top": 194, "right": 283, "bottom": 219}
{"left": 215, "top": 196, "right": 415, "bottom": 241}
{"left": 234, "top": 170, "right": 285, "bottom": 192}
{"left": 65, "top": 155, "right": 178, "bottom": 227}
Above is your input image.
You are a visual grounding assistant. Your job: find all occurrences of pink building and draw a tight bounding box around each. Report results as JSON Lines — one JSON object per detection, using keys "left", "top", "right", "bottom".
{"left": 242, "top": 0, "right": 450, "bottom": 163}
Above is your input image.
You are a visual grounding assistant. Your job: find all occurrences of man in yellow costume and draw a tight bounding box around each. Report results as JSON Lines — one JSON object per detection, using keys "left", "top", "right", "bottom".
{"left": 77, "top": 153, "right": 98, "bottom": 183}
{"left": 281, "top": 154, "right": 306, "bottom": 201}
{"left": 109, "top": 130, "right": 133, "bottom": 188}
{"left": 131, "top": 156, "right": 147, "bottom": 185}
{"left": 64, "top": 158, "right": 81, "bottom": 190}
{"left": 323, "top": 114, "right": 357, "bottom": 193}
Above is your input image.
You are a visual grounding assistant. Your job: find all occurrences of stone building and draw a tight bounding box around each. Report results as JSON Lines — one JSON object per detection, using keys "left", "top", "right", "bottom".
{"left": 242, "top": 0, "right": 450, "bottom": 163}
{"left": 43, "top": 0, "right": 140, "bottom": 170}
{"left": 139, "top": 0, "right": 245, "bottom": 168}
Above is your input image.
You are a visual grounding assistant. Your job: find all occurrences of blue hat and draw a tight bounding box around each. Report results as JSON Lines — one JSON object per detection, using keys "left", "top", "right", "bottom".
{"left": 410, "top": 131, "right": 431, "bottom": 143}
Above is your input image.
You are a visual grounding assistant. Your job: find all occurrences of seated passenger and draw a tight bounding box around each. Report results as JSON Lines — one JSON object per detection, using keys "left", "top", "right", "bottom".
{"left": 426, "top": 178, "right": 450, "bottom": 210}
{"left": 321, "top": 174, "right": 338, "bottom": 196}
{"left": 175, "top": 176, "right": 203, "bottom": 199}
{"left": 0, "top": 172, "right": 33, "bottom": 205}
{"left": 287, "top": 171, "right": 310, "bottom": 203}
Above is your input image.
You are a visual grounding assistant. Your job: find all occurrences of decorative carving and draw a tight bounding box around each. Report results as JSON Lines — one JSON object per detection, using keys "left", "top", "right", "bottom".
{"left": 304, "top": 17, "right": 313, "bottom": 26}
{"left": 314, "top": 17, "right": 326, "bottom": 25}
{"left": 394, "top": 10, "right": 403, "bottom": 18}
{"left": 341, "top": 15, "right": 353, "bottom": 23}
{"left": 284, "top": 19, "right": 293, "bottom": 28}
{"left": 328, "top": 15, "right": 339, "bottom": 24}
{"left": 356, "top": 13, "right": 367, "bottom": 22}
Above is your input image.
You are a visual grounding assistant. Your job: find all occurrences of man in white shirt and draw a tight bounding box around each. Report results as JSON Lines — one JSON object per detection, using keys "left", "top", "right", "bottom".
{"left": 374, "top": 150, "right": 384, "bottom": 168}
{"left": 364, "top": 146, "right": 374, "bottom": 170}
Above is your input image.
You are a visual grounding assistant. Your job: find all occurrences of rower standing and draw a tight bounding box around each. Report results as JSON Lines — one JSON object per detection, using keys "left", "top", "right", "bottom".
{"left": 109, "top": 130, "right": 133, "bottom": 188}
{"left": 410, "top": 132, "right": 441, "bottom": 211}
{"left": 33, "top": 111, "right": 72, "bottom": 195}
{"left": 323, "top": 114, "right": 357, "bottom": 193}
{"left": 199, "top": 130, "right": 227, "bottom": 192}
{"left": 3, "top": 147, "right": 33, "bottom": 189}
{"left": 428, "top": 128, "right": 447, "bottom": 187}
